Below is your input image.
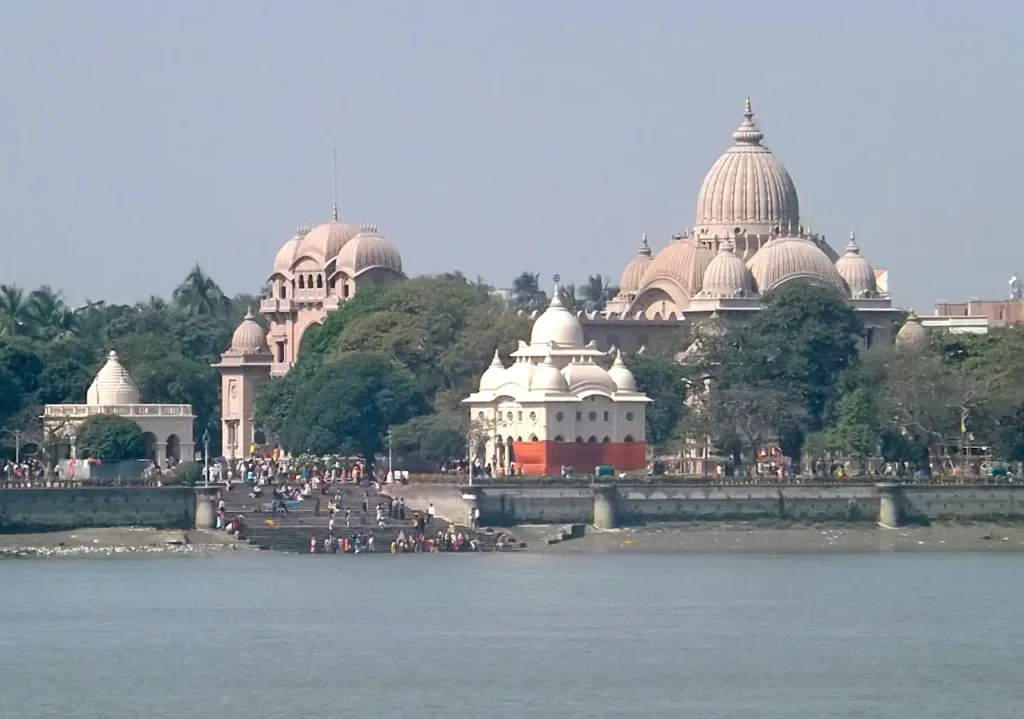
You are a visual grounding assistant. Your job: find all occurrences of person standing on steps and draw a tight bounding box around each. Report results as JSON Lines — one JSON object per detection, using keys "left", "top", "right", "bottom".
{"left": 473, "top": 506, "right": 481, "bottom": 529}
{"left": 345, "top": 508, "right": 351, "bottom": 529}
{"left": 399, "top": 498, "right": 406, "bottom": 520}
{"left": 427, "top": 503, "right": 435, "bottom": 526}
{"left": 314, "top": 496, "right": 320, "bottom": 517}
{"left": 329, "top": 514, "right": 335, "bottom": 533}
{"left": 362, "top": 491, "right": 369, "bottom": 514}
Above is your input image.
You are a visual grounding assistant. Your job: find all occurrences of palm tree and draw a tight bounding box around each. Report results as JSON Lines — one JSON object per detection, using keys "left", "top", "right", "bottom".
{"left": 557, "top": 283, "right": 582, "bottom": 313}
{"left": 172, "top": 264, "right": 231, "bottom": 317}
{"left": 25, "top": 286, "right": 74, "bottom": 340}
{"left": 0, "top": 284, "right": 27, "bottom": 336}
{"left": 512, "top": 271, "right": 547, "bottom": 311}
{"left": 581, "top": 274, "right": 618, "bottom": 312}
{"left": 135, "top": 295, "right": 167, "bottom": 312}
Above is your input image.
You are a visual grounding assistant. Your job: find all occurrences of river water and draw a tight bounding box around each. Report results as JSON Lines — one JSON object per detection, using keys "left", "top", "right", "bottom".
{"left": 1, "top": 552, "right": 1022, "bottom": 718}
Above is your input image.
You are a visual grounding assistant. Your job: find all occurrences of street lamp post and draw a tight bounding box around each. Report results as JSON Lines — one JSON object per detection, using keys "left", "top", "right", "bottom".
{"left": 202, "top": 429, "right": 211, "bottom": 485}
{"left": 387, "top": 427, "right": 393, "bottom": 482}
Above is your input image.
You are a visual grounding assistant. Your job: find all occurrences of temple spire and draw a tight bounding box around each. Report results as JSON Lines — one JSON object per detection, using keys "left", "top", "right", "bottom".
{"left": 733, "top": 96, "right": 764, "bottom": 145}
{"left": 332, "top": 146, "right": 338, "bottom": 221}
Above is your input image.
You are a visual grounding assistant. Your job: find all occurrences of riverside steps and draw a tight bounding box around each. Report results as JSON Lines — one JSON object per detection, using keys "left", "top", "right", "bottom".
{"left": 219, "top": 482, "right": 498, "bottom": 553}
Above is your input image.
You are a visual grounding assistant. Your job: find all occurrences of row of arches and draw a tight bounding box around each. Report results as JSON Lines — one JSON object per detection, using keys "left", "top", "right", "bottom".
{"left": 142, "top": 432, "right": 182, "bottom": 463}
{"left": 501, "top": 435, "right": 636, "bottom": 444}
{"left": 274, "top": 276, "right": 352, "bottom": 300}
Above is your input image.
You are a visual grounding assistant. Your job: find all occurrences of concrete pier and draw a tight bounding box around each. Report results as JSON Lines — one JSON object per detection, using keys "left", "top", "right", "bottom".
{"left": 195, "top": 494, "right": 216, "bottom": 529}
{"left": 592, "top": 485, "right": 618, "bottom": 529}
{"left": 877, "top": 484, "right": 903, "bottom": 528}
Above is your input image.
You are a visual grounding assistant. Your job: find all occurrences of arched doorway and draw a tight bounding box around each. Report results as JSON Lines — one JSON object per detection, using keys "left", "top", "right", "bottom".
{"left": 166, "top": 434, "right": 181, "bottom": 465}
{"left": 142, "top": 432, "right": 157, "bottom": 463}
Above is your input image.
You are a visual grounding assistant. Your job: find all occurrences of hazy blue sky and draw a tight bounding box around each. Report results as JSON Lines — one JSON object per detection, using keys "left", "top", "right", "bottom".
{"left": 1, "top": 1, "right": 1020, "bottom": 311}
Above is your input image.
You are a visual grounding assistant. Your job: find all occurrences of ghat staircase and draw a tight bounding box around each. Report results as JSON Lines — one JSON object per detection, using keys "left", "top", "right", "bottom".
{"left": 219, "top": 482, "right": 499, "bottom": 553}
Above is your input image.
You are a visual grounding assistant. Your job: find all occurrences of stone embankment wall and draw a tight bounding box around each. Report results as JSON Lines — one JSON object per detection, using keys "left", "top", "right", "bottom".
{"left": 393, "top": 482, "right": 1024, "bottom": 528}
{"left": 0, "top": 488, "right": 202, "bottom": 533}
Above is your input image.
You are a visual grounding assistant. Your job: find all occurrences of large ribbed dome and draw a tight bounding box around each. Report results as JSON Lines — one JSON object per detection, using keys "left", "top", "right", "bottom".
{"left": 835, "top": 232, "right": 878, "bottom": 299}
{"left": 697, "top": 239, "right": 756, "bottom": 298}
{"left": 86, "top": 351, "right": 141, "bottom": 406}
{"left": 530, "top": 290, "right": 585, "bottom": 347}
{"left": 619, "top": 234, "right": 654, "bottom": 295}
{"left": 300, "top": 219, "right": 359, "bottom": 260}
{"left": 230, "top": 310, "right": 269, "bottom": 355}
{"left": 637, "top": 237, "right": 715, "bottom": 298}
{"left": 694, "top": 99, "right": 799, "bottom": 241}
{"left": 747, "top": 236, "right": 848, "bottom": 295}
{"left": 336, "top": 226, "right": 403, "bottom": 276}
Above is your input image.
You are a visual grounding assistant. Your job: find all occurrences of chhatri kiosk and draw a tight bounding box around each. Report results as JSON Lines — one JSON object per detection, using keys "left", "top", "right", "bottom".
{"left": 42, "top": 351, "right": 195, "bottom": 467}
{"left": 464, "top": 290, "right": 651, "bottom": 476}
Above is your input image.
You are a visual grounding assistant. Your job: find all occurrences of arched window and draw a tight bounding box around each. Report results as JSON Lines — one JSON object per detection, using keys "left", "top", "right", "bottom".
{"left": 587, "top": 436, "right": 598, "bottom": 443}
{"left": 624, "top": 435, "right": 635, "bottom": 442}
{"left": 307, "top": 274, "right": 313, "bottom": 288}
{"left": 575, "top": 436, "right": 584, "bottom": 443}
{"left": 554, "top": 435, "right": 565, "bottom": 442}
{"left": 602, "top": 436, "right": 610, "bottom": 443}
{"left": 528, "top": 434, "right": 538, "bottom": 441}
{"left": 298, "top": 275, "right": 305, "bottom": 289}
{"left": 279, "top": 283, "right": 286, "bottom": 299}
{"left": 316, "top": 275, "right": 323, "bottom": 289}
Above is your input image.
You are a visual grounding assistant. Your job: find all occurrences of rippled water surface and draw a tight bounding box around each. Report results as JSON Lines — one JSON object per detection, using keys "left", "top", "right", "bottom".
{"left": 2, "top": 553, "right": 1022, "bottom": 718}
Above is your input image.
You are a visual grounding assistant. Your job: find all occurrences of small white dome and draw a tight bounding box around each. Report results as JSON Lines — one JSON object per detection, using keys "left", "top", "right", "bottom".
{"left": 607, "top": 350, "right": 638, "bottom": 392}
{"left": 478, "top": 349, "right": 507, "bottom": 391}
{"left": 896, "top": 312, "right": 927, "bottom": 347}
{"left": 230, "top": 310, "right": 269, "bottom": 354}
{"left": 697, "top": 239, "right": 757, "bottom": 298}
{"left": 86, "top": 351, "right": 141, "bottom": 406}
{"left": 561, "top": 357, "right": 616, "bottom": 393}
{"left": 504, "top": 357, "right": 536, "bottom": 389}
{"left": 619, "top": 235, "right": 654, "bottom": 295}
{"left": 835, "top": 232, "right": 878, "bottom": 298}
{"left": 530, "top": 289, "right": 585, "bottom": 347}
{"left": 336, "top": 226, "right": 403, "bottom": 276}
{"left": 530, "top": 354, "right": 569, "bottom": 392}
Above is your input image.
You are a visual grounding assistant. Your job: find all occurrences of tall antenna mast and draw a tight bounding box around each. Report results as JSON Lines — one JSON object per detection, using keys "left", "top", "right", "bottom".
{"left": 332, "top": 146, "right": 338, "bottom": 221}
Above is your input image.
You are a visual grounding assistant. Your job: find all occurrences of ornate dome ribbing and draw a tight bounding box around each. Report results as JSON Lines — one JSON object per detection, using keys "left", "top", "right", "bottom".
{"left": 300, "top": 220, "right": 359, "bottom": 260}
{"left": 746, "top": 235, "right": 848, "bottom": 295}
{"left": 86, "top": 351, "right": 141, "bottom": 406}
{"left": 835, "top": 231, "right": 878, "bottom": 298}
{"left": 896, "top": 312, "right": 928, "bottom": 347}
{"left": 336, "top": 225, "right": 403, "bottom": 276}
{"left": 637, "top": 237, "right": 715, "bottom": 298}
{"left": 697, "top": 239, "right": 757, "bottom": 298}
{"left": 229, "top": 310, "right": 269, "bottom": 355}
{"left": 695, "top": 98, "right": 800, "bottom": 241}
{"left": 619, "top": 234, "right": 654, "bottom": 295}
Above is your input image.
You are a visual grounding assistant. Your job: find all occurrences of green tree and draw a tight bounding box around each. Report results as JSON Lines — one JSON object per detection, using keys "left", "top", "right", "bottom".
{"left": 172, "top": 264, "right": 231, "bottom": 317}
{"left": 25, "top": 286, "right": 77, "bottom": 340}
{"left": 511, "top": 271, "right": 547, "bottom": 311}
{"left": 580, "top": 274, "right": 617, "bottom": 311}
{"left": 626, "top": 352, "right": 687, "bottom": 447}
{"left": 557, "top": 283, "right": 581, "bottom": 313}
{"left": 280, "top": 353, "right": 428, "bottom": 464}
{"left": 390, "top": 412, "right": 468, "bottom": 466}
{"left": 0, "top": 284, "right": 27, "bottom": 337}
{"left": 77, "top": 414, "right": 146, "bottom": 461}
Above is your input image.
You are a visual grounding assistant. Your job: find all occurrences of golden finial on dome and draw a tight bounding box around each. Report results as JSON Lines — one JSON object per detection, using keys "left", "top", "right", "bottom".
{"left": 744, "top": 96, "right": 752, "bottom": 116}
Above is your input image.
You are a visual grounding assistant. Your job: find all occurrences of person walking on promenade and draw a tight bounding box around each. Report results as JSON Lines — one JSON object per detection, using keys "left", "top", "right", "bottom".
{"left": 472, "top": 506, "right": 481, "bottom": 529}
{"left": 427, "top": 503, "right": 435, "bottom": 526}
{"left": 345, "top": 508, "right": 351, "bottom": 528}
{"left": 314, "top": 496, "right": 321, "bottom": 517}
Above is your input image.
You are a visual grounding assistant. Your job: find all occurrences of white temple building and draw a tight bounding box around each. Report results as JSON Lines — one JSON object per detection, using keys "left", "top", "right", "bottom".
{"left": 463, "top": 290, "right": 651, "bottom": 476}
{"left": 43, "top": 351, "right": 195, "bottom": 466}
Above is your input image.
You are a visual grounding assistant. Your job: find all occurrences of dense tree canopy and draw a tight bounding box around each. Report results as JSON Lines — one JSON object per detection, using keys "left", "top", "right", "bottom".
{"left": 77, "top": 415, "right": 146, "bottom": 462}
{"left": 0, "top": 266, "right": 253, "bottom": 459}
{"left": 255, "top": 275, "right": 530, "bottom": 465}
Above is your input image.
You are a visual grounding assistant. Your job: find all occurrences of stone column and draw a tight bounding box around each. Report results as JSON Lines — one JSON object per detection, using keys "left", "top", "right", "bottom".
{"left": 156, "top": 442, "right": 167, "bottom": 469}
{"left": 195, "top": 493, "right": 216, "bottom": 529}
{"left": 593, "top": 485, "right": 619, "bottom": 529}
{"left": 877, "top": 483, "right": 903, "bottom": 528}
